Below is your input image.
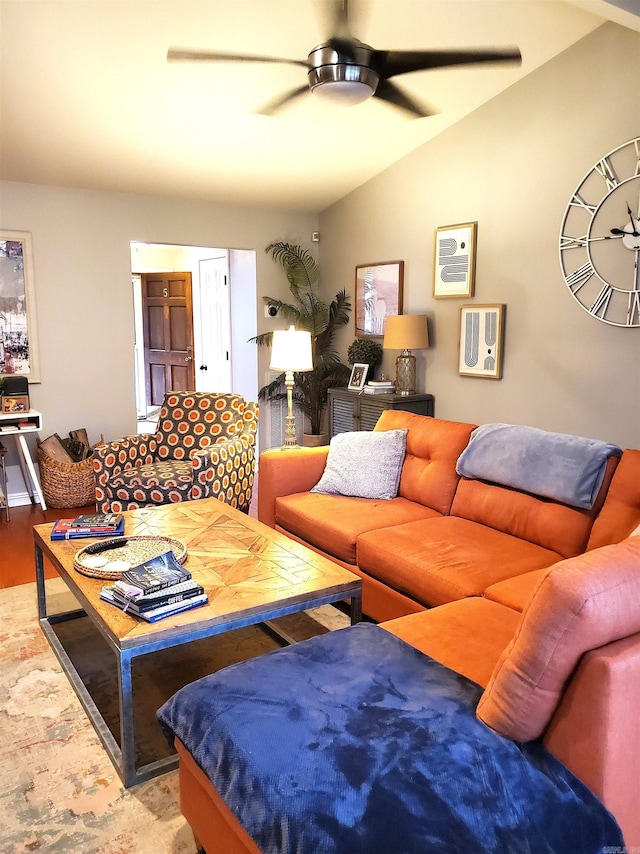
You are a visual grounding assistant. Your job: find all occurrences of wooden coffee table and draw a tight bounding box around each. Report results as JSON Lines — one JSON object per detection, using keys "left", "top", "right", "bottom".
{"left": 34, "top": 498, "right": 362, "bottom": 787}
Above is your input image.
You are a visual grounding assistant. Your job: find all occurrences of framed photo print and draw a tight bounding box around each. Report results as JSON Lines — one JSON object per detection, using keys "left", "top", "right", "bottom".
{"left": 355, "top": 261, "right": 403, "bottom": 337}
{"left": 348, "top": 363, "right": 369, "bottom": 391}
{"left": 458, "top": 304, "right": 505, "bottom": 379}
{"left": 1, "top": 394, "right": 29, "bottom": 413}
{"left": 0, "top": 230, "right": 41, "bottom": 382}
{"left": 433, "top": 222, "right": 477, "bottom": 298}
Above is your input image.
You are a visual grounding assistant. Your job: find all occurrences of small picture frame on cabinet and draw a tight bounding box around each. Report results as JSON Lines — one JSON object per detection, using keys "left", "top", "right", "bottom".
{"left": 348, "top": 363, "right": 369, "bottom": 391}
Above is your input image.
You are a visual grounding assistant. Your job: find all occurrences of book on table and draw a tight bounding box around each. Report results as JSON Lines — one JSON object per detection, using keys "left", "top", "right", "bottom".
{"left": 72, "top": 512, "right": 124, "bottom": 530}
{"left": 99, "top": 586, "right": 208, "bottom": 623}
{"left": 51, "top": 516, "right": 125, "bottom": 540}
{"left": 120, "top": 550, "right": 191, "bottom": 594}
{"left": 99, "top": 550, "right": 206, "bottom": 622}
{"left": 107, "top": 578, "right": 204, "bottom": 613}
{"left": 363, "top": 383, "right": 395, "bottom": 395}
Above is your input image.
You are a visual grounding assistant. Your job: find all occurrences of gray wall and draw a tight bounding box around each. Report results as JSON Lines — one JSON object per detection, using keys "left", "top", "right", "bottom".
{"left": 0, "top": 183, "right": 317, "bottom": 501}
{"left": 320, "top": 23, "right": 640, "bottom": 449}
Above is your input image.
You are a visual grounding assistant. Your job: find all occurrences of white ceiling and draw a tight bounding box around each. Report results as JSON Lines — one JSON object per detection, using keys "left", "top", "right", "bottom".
{"left": 1, "top": 0, "right": 638, "bottom": 213}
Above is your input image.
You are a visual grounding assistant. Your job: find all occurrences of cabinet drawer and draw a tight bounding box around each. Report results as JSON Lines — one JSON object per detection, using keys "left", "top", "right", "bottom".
{"left": 332, "top": 398, "right": 355, "bottom": 435}
{"left": 360, "top": 398, "right": 387, "bottom": 431}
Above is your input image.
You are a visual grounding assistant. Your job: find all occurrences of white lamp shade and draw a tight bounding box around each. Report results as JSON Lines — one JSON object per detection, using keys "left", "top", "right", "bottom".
{"left": 270, "top": 325, "right": 314, "bottom": 372}
{"left": 383, "top": 315, "right": 429, "bottom": 350}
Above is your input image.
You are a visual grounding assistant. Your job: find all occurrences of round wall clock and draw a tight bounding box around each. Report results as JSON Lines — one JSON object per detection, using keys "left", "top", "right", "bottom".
{"left": 559, "top": 136, "right": 640, "bottom": 327}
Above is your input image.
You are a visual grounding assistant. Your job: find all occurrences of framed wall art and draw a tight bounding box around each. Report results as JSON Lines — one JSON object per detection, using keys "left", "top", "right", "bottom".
{"left": 1, "top": 394, "right": 29, "bottom": 413}
{"left": 0, "top": 230, "right": 41, "bottom": 382}
{"left": 347, "top": 363, "right": 369, "bottom": 391}
{"left": 355, "top": 261, "right": 403, "bottom": 337}
{"left": 433, "top": 222, "right": 477, "bottom": 298}
{"left": 458, "top": 304, "right": 505, "bottom": 379}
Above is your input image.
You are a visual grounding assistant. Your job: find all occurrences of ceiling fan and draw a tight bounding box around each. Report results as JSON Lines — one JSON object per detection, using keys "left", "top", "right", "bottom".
{"left": 167, "top": 0, "right": 522, "bottom": 118}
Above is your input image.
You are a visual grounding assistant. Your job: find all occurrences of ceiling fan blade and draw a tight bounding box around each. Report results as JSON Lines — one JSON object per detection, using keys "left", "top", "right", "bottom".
{"left": 167, "top": 48, "right": 309, "bottom": 69}
{"left": 378, "top": 47, "right": 522, "bottom": 78}
{"left": 373, "top": 80, "right": 437, "bottom": 119}
{"left": 256, "top": 85, "right": 310, "bottom": 116}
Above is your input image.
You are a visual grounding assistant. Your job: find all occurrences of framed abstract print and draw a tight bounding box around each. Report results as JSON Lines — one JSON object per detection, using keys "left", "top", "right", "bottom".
{"left": 458, "top": 304, "right": 505, "bottom": 379}
{"left": 433, "top": 222, "right": 477, "bottom": 298}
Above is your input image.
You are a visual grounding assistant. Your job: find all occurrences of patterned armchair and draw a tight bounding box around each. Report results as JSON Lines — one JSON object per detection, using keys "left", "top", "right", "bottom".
{"left": 94, "top": 392, "right": 258, "bottom": 514}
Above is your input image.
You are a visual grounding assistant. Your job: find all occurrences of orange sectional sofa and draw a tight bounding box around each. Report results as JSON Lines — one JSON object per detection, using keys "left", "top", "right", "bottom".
{"left": 252, "top": 411, "right": 640, "bottom": 846}
{"left": 163, "top": 413, "right": 640, "bottom": 851}
{"left": 258, "top": 410, "right": 632, "bottom": 622}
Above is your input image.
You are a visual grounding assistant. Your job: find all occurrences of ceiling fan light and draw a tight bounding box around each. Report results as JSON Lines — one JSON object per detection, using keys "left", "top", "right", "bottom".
{"left": 308, "top": 65, "right": 379, "bottom": 106}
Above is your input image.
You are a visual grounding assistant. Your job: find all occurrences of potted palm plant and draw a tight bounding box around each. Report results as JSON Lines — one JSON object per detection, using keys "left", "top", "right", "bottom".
{"left": 253, "top": 241, "right": 351, "bottom": 444}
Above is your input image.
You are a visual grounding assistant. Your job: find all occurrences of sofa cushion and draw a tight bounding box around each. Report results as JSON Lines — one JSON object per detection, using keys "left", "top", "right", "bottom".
{"left": 311, "top": 429, "right": 407, "bottom": 500}
{"left": 275, "top": 492, "right": 438, "bottom": 565}
{"left": 587, "top": 449, "right": 640, "bottom": 550}
{"left": 477, "top": 537, "right": 640, "bottom": 741}
{"left": 483, "top": 569, "right": 547, "bottom": 612}
{"left": 374, "top": 411, "right": 477, "bottom": 515}
{"left": 456, "top": 423, "right": 621, "bottom": 509}
{"left": 356, "top": 516, "right": 562, "bottom": 607}
{"left": 450, "top": 453, "right": 619, "bottom": 559}
{"left": 383, "top": 597, "right": 522, "bottom": 687}
{"left": 155, "top": 392, "right": 246, "bottom": 461}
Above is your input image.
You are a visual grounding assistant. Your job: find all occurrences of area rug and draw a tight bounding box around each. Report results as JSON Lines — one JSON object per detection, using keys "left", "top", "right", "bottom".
{"left": 0, "top": 578, "right": 348, "bottom": 853}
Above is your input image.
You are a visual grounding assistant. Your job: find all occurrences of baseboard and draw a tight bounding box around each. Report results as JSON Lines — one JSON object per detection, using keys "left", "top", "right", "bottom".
{"left": 7, "top": 491, "right": 34, "bottom": 507}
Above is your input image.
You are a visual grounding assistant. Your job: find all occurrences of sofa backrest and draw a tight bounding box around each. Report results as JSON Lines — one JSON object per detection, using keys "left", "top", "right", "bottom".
{"left": 587, "top": 449, "right": 640, "bottom": 550}
{"left": 374, "top": 411, "right": 477, "bottom": 516}
{"left": 476, "top": 536, "right": 640, "bottom": 742}
{"left": 155, "top": 392, "right": 247, "bottom": 461}
{"left": 450, "top": 454, "right": 618, "bottom": 558}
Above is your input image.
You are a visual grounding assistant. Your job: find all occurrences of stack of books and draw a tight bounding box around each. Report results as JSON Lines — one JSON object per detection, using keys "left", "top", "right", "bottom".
{"left": 51, "top": 512, "right": 125, "bottom": 540}
{"left": 363, "top": 380, "right": 396, "bottom": 395}
{"left": 100, "top": 550, "right": 208, "bottom": 623}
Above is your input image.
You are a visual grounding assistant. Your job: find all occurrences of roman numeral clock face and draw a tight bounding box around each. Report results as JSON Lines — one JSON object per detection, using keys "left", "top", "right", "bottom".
{"left": 559, "top": 137, "right": 640, "bottom": 327}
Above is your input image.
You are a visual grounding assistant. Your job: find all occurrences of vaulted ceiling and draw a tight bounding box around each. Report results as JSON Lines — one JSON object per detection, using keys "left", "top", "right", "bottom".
{"left": 1, "top": 1, "right": 638, "bottom": 212}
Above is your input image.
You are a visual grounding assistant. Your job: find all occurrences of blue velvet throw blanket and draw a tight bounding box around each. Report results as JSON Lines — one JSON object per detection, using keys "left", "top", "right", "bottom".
{"left": 158, "top": 624, "right": 623, "bottom": 854}
{"left": 456, "top": 423, "right": 621, "bottom": 509}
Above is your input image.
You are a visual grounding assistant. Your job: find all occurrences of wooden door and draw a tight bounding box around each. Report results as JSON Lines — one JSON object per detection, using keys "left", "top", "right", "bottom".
{"left": 142, "top": 273, "right": 195, "bottom": 406}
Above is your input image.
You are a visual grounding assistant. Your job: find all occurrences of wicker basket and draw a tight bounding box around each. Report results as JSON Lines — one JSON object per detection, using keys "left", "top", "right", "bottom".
{"left": 37, "top": 447, "right": 96, "bottom": 508}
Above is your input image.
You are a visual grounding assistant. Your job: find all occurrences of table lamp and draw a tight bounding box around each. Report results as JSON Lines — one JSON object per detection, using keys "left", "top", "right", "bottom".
{"left": 383, "top": 315, "right": 429, "bottom": 396}
{"left": 270, "top": 325, "right": 314, "bottom": 447}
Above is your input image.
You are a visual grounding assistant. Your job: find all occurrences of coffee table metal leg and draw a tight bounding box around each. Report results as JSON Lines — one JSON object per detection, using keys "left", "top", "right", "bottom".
{"left": 118, "top": 651, "right": 138, "bottom": 787}
{"left": 350, "top": 591, "right": 362, "bottom": 625}
{"left": 35, "top": 543, "right": 47, "bottom": 619}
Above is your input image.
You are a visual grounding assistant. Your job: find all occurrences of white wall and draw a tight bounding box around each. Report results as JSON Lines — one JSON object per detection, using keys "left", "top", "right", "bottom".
{"left": 320, "top": 23, "right": 640, "bottom": 450}
{"left": 0, "top": 184, "right": 317, "bottom": 502}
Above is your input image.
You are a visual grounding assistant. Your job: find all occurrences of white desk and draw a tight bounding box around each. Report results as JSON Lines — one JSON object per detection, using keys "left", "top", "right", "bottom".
{"left": 0, "top": 409, "right": 46, "bottom": 510}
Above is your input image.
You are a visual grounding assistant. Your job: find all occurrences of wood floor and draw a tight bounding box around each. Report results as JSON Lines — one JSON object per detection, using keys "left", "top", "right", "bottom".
{"left": 0, "top": 486, "right": 259, "bottom": 589}
{"left": 0, "top": 501, "right": 96, "bottom": 588}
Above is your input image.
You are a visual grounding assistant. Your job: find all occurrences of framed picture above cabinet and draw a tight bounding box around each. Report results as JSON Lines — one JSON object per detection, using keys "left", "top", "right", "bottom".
{"left": 433, "top": 222, "right": 477, "bottom": 298}
{"left": 355, "top": 261, "right": 403, "bottom": 337}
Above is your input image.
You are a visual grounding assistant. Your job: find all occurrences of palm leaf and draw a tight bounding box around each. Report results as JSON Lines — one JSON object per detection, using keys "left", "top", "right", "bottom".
{"left": 256, "top": 243, "right": 352, "bottom": 434}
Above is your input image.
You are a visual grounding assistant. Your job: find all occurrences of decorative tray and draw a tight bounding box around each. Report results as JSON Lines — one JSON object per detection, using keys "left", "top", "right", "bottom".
{"left": 74, "top": 535, "right": 187, "bottom": 580}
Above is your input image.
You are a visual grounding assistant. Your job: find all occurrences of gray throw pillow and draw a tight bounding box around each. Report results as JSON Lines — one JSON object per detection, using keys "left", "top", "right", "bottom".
{"left": 311, "top": 429, "right": 408, "bottom": 500}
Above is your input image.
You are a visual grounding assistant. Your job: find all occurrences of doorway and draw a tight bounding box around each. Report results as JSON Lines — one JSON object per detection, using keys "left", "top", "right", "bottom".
{"left": 130, "top": 242, "right": 258, "bottom": 432}
{"left": 141, "top": 271, "right": 196, "bottom": 406}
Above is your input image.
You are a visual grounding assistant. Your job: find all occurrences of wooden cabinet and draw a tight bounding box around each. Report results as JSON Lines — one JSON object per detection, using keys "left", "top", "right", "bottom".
{"left": 328, "top": 389, "right": 434, "bottom": 437}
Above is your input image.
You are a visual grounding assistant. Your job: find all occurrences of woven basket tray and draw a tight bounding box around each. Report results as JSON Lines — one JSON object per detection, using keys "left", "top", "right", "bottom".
{"left": 74, "top": 535, "right": 187, "bottom": 580}
{"left": 38, "top": 447, "right": 95, "bottom": 509}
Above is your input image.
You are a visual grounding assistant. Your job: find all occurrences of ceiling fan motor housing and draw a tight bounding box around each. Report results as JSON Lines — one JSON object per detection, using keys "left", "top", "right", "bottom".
{"left": 307, "top": 40, "right": 380, "bottom": 104}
